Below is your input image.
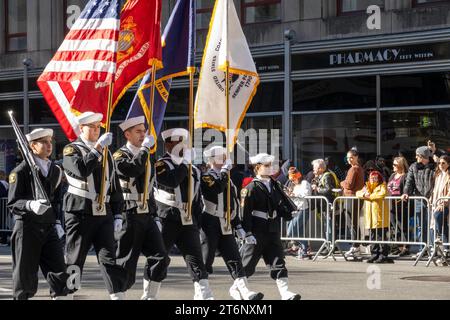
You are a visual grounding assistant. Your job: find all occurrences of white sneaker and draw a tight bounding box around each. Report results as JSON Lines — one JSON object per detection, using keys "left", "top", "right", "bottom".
{"left": 344, "top": 246, "right": 361, "bottom": 257}
{"left": 141, "top": 279, "right": 161, "bottom": 300}
{"left": 276, "top": 278, "right": 301, "bottom": 300}
{"left": 193, "top": 280, "right": 214, "bottom": 300}
{"left": 229, "top": 282, "right": 242, "bottom": 300}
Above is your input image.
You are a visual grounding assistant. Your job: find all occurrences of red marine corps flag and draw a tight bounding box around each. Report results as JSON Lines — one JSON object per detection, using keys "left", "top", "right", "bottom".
{"left": 37, "top": 0, "right": 162, "bottom": 141}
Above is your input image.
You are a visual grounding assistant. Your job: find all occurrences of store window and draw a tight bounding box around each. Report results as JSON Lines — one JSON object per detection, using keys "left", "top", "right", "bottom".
{"left": 292, "top": 112, "right": 377, "bottom": 175}
{"left": 381, "top": 109, "right": 450, "bottom": 163}
{"left": 293, "top": 77, "right": 376, "bottom": 111}
{"left": 337, "top": 0, "right": 384, "bottom": 15}
{"left": 5, "top": 0, "right": 27, "bottom": 52}
{"left": 381, "top": 72, "right": 450, "bottom": 107}
{"left": 196, "top": 0, "right": 214, "bottom": 30}
{"left": 242, "top": 0, "right": 281, "bottom": 24}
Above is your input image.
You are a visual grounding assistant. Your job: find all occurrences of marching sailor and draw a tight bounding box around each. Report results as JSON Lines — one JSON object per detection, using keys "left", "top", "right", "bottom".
{"left": 240, "top": 153, "right": 301, "bottom": 300}
{"left": 153, "top": 128, "right": 214, "bottom": 300}
{"left": 62, "top": 112, "right": 128, "bottom": 300}
{"left": 8, "top": 128, "right": 71, "bottom": 300}
{"left": 200, "top": 146, "right": 263, "bottom": 300}
{"left": 113, "top": 116, "right": 170, "bottom": 300}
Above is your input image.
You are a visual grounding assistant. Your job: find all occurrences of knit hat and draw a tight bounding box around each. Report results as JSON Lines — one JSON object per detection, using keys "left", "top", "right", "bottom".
{"left": 416, "top": 146, "right": 431, "bottom": 159}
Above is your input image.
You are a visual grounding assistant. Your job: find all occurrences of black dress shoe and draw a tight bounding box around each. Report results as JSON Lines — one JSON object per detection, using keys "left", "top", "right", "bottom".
{"left": 249, "top": 292, "right": 264, "bottom": 300}
{"left": 288, "top": 293, "right": 301, "bottom": 300}
{"left": 367, "top": 255, "right": 379, "bottom": 263}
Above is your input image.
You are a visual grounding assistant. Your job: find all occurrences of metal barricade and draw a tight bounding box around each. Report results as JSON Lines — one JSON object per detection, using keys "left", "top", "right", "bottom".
{"left": 332, "top": 196, "right": 430, "bottom": 266}
{"left": 427, "top": 196, "right": 450, "bottom": 267}
{"left": 281, "top": 196, "right": 335, "bottom": 261}
{"left": 0, "top": 197, "right": 13, "bottom": 243}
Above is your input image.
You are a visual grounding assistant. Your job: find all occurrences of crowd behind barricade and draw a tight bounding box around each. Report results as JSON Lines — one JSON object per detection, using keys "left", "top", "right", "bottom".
{"left": 277, "top": 141, "right": 450, "bottom": 265}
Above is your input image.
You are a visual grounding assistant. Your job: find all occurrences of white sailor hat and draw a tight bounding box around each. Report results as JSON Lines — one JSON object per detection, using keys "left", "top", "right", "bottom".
{"left": 119, "top": 116, "right": 145, "bottom": 132}
{"left": 161, "top": 128, "right": 189, "bottom": 142}
{"left": 203, "top": 146, "right": 227, "bottom": 158}
{"left": 77, "top": 111, "right": 103, "bottom": 125}
{"left": 249, "top": 153, "right": 275, "bottom": 165}
{"left": 26, "top": 128, "right": 54, "bottom": 142}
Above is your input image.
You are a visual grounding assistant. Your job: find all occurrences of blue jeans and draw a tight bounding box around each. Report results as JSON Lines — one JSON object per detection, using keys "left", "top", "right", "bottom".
{"left": 287, "top": 209, "right": 309, "bottom": 249}
{"left": 433, "top": 208, "right": 449, "bottom": 245}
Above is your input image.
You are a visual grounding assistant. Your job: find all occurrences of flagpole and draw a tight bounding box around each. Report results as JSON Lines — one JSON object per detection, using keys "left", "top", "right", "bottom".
{"left": 225, "top": 0, "right": 231, "bottom": 231}
{"left": 141, "top": 60, "right": 157, "bottom": 210}
{"left": 98, "top": 81, "right": 114, "bottom": 211}
{"left": 186, "top": 67, "right": 195, "bottom": 222}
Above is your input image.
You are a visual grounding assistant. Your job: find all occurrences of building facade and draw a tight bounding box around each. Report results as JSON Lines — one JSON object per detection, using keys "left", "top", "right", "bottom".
{"left": 1, "top": 0, "right": 450, "bottom": 173}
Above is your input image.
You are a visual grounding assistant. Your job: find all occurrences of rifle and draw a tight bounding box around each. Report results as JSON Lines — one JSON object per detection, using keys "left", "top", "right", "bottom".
{"left": 8, "top": 111, "right": 50, "bottom": 204}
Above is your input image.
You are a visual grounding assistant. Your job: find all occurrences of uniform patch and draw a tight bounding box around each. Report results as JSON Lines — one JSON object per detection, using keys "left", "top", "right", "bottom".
{"left": 63, "top": 145, "right": 75, "bottom": 156}
{"left": 202, "top": 176, "right": 215, "bottom": 187}
{"left": 113, "top": 150, "right": 123, "bottom": 160}
{"left": 155, "top": 161, "right": 165, "bottom": 168}
{"left": 9, "top": 172, "right": 17, "bottom": 184}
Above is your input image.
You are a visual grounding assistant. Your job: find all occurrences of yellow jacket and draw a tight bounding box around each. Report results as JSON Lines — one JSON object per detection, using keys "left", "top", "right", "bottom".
{"left": 356, "top": 182, "right": 390, "bottom": 229}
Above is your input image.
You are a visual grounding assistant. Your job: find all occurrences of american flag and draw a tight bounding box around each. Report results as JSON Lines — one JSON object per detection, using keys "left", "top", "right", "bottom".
{"left": 37, "top": 0, "right": 121, "bottom": 141}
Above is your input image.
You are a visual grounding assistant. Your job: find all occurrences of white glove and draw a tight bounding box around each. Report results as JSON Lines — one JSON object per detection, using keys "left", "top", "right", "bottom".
{"left": 235, "top": 228, "right": 246, "bottom": 240}
{"left": 27, "top": 199, "right": 50, "bottom": 215}
{"left": 245, "top": 235, "right": 257, "bottom": 245}
{"left": 155, "top": 219, "right": 162, "bottom": 232}
{"left": 142, "top": 134, "right": 155, "bottom": 150}
{"left": 96, "top": 132, "right": 113, "bottom": 149}
{"left": 114, "top": 218, "right": 123, "bottom": 233}
{"left": 55, "top": 223, "right": 65, "bottom": 239}
{"left": 221, "top": 158, "right": 233, "bottom": 172}
{"left": 182, "top": 148, "right": 196, "bottom": 164}
{"left": 292, "top": 211, "right": 300, "bottom": 218}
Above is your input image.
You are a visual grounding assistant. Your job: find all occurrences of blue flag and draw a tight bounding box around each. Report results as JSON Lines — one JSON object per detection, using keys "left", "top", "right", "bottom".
{"left": 126, "top": 0, "right": 196, "bottom": 146}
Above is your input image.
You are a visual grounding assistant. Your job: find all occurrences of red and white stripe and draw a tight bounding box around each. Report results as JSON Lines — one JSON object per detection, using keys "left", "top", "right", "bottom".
{"left": 38, "top": 16, "right": 120, "bottom": 141}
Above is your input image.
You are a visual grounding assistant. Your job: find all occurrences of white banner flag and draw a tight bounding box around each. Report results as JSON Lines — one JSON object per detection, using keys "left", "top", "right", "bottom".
{"left": 194, "top": 0, "right": 260, "bottom": 150}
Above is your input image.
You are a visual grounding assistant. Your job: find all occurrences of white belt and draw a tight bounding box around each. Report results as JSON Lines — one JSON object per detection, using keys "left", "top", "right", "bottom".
{"left": 252, "top": 210, "right": 277, "bottom": 220}
{"left": 68, "top": 186, "right": 110, "bottom": 202}
{"left": 204, "top": 199, "right": 222, "bottom": 217}
{"left": 123, "top": 193, "right": 144, "bottom": 201}
{"left": 120, "top": 180, "right": 132, "bottom": 189}
{"left": 66, "top": 174, "right": 88, "bottom": 190}
{"left": 154, "top": 189, "right": 187, "bottom": 211}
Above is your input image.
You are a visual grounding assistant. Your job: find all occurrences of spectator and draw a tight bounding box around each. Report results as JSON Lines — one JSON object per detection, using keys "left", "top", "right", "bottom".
{"left": 432, "top": 149, "right": 447, "bottom": 165}
{"left": 429, "top": 155, "right": 450, "bottom": 252}
{"left": 363, "top": 160, "right": 380, "bottom": 181}
{"left": 356, "top": 171, "right": 392, "bottom": 263}
{"left": 0, "top": 171, "right": 8, "bottom": 198}
{"left": 311, "top": 159, "right": 340, "bottom": 203}
{"left": 286, "top": 167, "right": 311, "bottom": 259}
{"left": 311, "top": 159, "right": 340, "bottom": 242}
{"left": 376, "top": 156, "right": 391, "bottom": 182}
{"left": 387, "top": 157, "right": 409, "bottom": 256}
{"left": 401, "top": 145, "right": 436, "bottom": 254}
{"left": 325, "top": 156, "right": 345, "bottom": 182}
{"left": 341, "top": 147, "right": 365, "bottom": 258}
{"left": 274, "top": 159, "right": 291, "bottom": 186}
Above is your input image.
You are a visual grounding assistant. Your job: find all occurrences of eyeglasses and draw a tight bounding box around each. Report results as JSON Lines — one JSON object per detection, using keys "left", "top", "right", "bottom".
{"left": 439, "top": 162, "right": 447, "bottom": 165}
